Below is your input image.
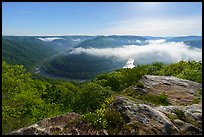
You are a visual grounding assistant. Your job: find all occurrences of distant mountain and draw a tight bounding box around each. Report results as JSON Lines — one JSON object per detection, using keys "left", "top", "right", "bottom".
{"left": 142, "top": 36, "right": 168, "bottom": 40}
{"left": 2, "top": 35, "right": 202, "bottom": 73}
{"left": 184, "top": 40, "right": 202, "bottom": 49}
{"left": 75, "top": 35, "right": 148, "bottom": 49}
{"left": 166, "top": 36, "right": 202, "bottom": 42}
{"left": 166, "top": 36, "right": 202, "bottom": 49}
{"left": 35, "top": 36, "right": 95, "bottom": 51}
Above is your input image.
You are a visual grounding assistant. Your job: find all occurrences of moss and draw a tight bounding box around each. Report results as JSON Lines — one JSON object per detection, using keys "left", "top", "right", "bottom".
{"left": 173, "top": 109, "right": 202, "bottom": 128}
{"left": 105, "top": 108, "right": 125, "bottom": 129}
{"left": 194, "top": 89, "right": 202, "bottom": 98}
{"left": 166, "top": 113, "right": 178, "bottom": 121}
{"left": 136, "top": 82, "right": 144, "bottom": 88}
{"left": 191, "top": 98, "right": 200, "bottom": 104}
{"left": 141, "top": 93, "right": 170, "bottom": 106}
{"left": 187, "top": 117, "right": 202, "bottom": 129}
{"left": 122, "top": 87, "right": 136, "bottom": 96}
{"left": 174, "top": 109, "right": 187, "bottom": 122}
{"left": 81, "top": 111, "right": 107, "bottom": 128}
{"left": 122, "top": 87, "right": 170, "bottom": 106}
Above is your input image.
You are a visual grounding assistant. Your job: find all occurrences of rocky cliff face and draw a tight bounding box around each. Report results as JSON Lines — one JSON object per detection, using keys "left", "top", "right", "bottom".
{"left": 9, "top": 112, "right": 109, "bottom": 135}
{"left": 9, "top": 75, "right": 202, "bottom": 135}
{"left": 111, "top": 96, "right": 202, "bottom": 135}
{"left": 139, "top": 75, "right": 202, "bottom": 106}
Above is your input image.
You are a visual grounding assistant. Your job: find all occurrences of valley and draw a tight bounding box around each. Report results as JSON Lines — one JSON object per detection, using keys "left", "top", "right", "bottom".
{"left": 2, "top": 35, "right": 202, "bottom": 135}
{"left": 3, "top": 35, "right": 202, "bottom": 82}
{"left": 30, "top": 49, "right": 86, "bottom": 82}
{"left": 2, "top": 2, "right": 202, "bottom": 135}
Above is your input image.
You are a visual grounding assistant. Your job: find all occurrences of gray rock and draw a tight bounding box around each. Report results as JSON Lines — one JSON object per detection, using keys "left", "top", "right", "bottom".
{"left": 9, "top": 75, "right": 202, "bottom": 135}
{"left": 139, "top": 75, "right": 202, "bottom": 105}
{"left": 111, "top": 96, "right": 179, "bottom": 135}
{"left": 111, "top": 95, "right": 202, "bottom": 135}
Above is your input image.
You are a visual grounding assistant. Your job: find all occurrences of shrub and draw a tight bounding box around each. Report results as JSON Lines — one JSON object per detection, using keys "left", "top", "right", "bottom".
{"left": 104, "top": 108, "right": 125, "bottom": 129}
{"left": 147, "top": 62, "right": 164, "bottom": 75}
{"left": 174, "top": 109, "right": 187, "bottom": 122}
{"left": 81, "top": 108, "right": 108, "bottom": 128}
{"left": 141, "top": 93, "right": 170, "bottom": 106}
{"left": 81, "top": 107, "right": 125, "bottom": 130}
{"left": 73, "top": 82, "right": 112, "bottom": 114}
{"left": 136, "top": 82, "right": 144, "bottom": 88}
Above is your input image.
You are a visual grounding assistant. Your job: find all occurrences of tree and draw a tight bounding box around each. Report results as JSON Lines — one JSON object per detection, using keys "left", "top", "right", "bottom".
{"left": 73, "top": 82, "right": 112, "bottom": 114}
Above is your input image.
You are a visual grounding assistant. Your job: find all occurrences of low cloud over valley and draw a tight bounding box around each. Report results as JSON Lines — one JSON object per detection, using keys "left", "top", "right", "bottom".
{"left": 70, "top": 40, "right": 202, "bottom": 65}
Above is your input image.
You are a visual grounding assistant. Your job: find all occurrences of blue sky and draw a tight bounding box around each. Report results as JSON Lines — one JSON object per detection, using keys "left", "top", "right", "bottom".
{"left": 2, "top": 2, "right": 202, "bottom": 36}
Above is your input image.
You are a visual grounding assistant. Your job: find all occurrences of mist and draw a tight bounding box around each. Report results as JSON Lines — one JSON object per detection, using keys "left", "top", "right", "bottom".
{"left": 37, "top": 37, "right": 64, "bottom": 42}
{"left": 70, "top": 41, "right": 202, "bottom": 65}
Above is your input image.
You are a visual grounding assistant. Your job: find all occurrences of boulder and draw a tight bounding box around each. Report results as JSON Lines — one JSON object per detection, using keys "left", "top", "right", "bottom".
{"left": 139, "top": 75, "right": 202, "bottom": 105}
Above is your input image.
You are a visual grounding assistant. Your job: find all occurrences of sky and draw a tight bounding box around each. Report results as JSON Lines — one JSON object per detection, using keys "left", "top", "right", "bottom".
{"left": 2, "top": 2, "right": 202, "bottom": 36}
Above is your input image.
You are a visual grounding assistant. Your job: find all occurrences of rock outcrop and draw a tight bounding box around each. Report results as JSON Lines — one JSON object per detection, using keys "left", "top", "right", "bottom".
{"left": 139, "top": 75, "right": 202, "bottom": 105}
{"left": 9, "top": 75, "right": 202, "bottom": 135}
{"left": 9, "top": 113, "right": 108, "bottom": 135}
{"left": 111, "top": 96, "right": 202, "bottom": 135}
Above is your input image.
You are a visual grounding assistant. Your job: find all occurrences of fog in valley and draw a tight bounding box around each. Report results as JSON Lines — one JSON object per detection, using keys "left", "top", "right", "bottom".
{"left": 69, "top": 40, "right": 202, "bottom": 66}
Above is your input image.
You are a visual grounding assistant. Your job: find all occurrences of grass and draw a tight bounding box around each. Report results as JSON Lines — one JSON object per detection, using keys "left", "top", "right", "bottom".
{"left": 122, "top": 87, "right": 170, "bottom": 106}
{"left": 136, "top": 82, "right": 144, "bottom": 88}
{"left": 165, "top": 113, "right": 178, "bottom": 121}
{"left": 174, "top": 109, "right": 187, "bottom": 122}
{"left": 141, "top": 93, "right": 170, "bottom": 106}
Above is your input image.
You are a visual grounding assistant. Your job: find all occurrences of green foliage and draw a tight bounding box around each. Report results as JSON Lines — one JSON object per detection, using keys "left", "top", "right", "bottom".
{"left": 156, "top": 60, "right": 202, "bottom": 83}
{"left": 81, "top": 107, "right": 125, "bottom": 130}
{"left": 136, "top": 81, "right": 144, "bottom": 88}
{"left": 2, "top": 36, "right": 57, "bottom": 69}
{"left": 2, "top": 62, "right": 62, "bottom": 134}
{"left": 104, "top": 108, "right": 125, "bottom": 129}
{"left": 95, "top": 65, "right": 149, "bottom": 92}
{"left": 147, "top": 62, "right": 164, "bottom": 75}
{"left": 174, "top": 109, "right": 187, "bottom": 122}
{"left": 165, "top": 113, "right": 178, "bottom": 121}
{"left": 2, "top": 62, "right": 80, "bottom": 134}
{"left": 81, "top": 108, "right": 108, "bottom": 128}
{"left": 173, "top": 109, "right": 201, "bottom": 128}
{"left": 81, "top": 96, "right": 116, "bottom": 129}
{"left": 141, "top": 93, "right": 170, "bottom": 106}
{"left": 96, "top": 71, "right": 125, "bottom": 92}
{"left": 122, "top": 87, "right": 169, "bottom": 106}
{"left": 42, "top": 53, "right": 124, "bottom": 80}
{"left": 2, "top": 59, "right": 202, "bottom": 134}
{"left": 73, "top": 82, "right": 112, "bottom": 114}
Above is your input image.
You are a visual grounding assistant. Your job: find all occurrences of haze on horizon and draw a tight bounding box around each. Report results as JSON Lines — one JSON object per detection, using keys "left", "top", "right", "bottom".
{"left": 2, "top": 2, "right": 202, "bottom": 37}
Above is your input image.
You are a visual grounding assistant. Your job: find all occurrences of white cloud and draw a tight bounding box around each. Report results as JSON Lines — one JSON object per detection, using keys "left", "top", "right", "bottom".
{"left": 69, "top": 41, "right": 202, "bottom": 65}
{"left": 37, "top": 37, "right": 64, "bottom": 42}
{"left": 98, "top": 15, "right": 202, "bottom": 36}
{"left": 147, "top": 39, "right": 166, "bottom": 44}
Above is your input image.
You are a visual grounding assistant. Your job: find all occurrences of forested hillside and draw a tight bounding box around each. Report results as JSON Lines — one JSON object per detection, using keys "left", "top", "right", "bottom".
{"left": 2, "top": 36, "right": 58, "bottom": 69}
{"left": 2, "top": 60, "right": 202, "bottom": 134}
{"left": 75, "top": 35, "right": 148, "bottom": 49}
{"left": 42, "top": 52, "right": 125, "bottom": 80}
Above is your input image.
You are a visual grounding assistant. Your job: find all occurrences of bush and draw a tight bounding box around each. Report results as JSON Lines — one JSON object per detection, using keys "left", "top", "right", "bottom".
{"left": 141, "top": 93, "right": 170, "bottom": 106}
{"left": 81, "top": 107, "right": 125, "bottom": 130}
{"left": 73, "top": 82, "right": 112, "bottom": 114}
{"left": 174, "top": 109, "right": 187, "bottom": 122}
{"left": 136, "top": 82, "right": 144, "bottom": 88}
{"left": 156, "top": 60, "right": 202, "bottom": 83}
{"left": 147, "top": 62, "right": 164, "bottom": 75}
{"left": 81, "top": 108, "right": 108, "bottom": 128}
{"left": 104, "top": 108, "right": 125, "bottom": 129}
